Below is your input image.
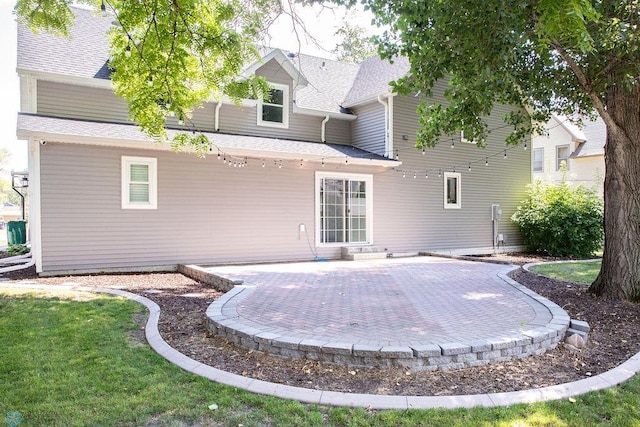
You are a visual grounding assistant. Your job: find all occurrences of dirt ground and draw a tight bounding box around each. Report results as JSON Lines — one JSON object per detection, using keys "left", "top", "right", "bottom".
{"left": 3, "top": 253, "right": 638, "bottom": 396}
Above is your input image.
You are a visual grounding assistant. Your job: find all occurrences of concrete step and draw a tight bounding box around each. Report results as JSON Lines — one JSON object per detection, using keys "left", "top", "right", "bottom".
{"left": 341, "top": 246, "right": 388, "bottom": 261}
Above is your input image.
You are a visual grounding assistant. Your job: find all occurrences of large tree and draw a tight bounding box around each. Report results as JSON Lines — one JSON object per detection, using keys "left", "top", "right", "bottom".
{"left": 15, "top": 0, "right": 280, "bottom": 154}
{"left": 354, "top": 0, "right": 639, "bottom": 301}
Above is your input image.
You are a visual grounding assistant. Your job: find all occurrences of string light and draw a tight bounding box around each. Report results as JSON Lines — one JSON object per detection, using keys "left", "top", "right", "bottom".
{"left": 438, "top": 169, "right": 441, "bottom": 178}
{"left": 504, "top": 149, "right": 507, "bottom": 159}
{"left": 425, "top": 171, "right": 428, "bottom": 179}
{"left": 101, "top": 0, "right": 107, "bottom": 15}
{"left": 413, "top": 172, "right": 417, "bottom": 179}
{"left": 395, "top": 150, "right": 399, "bottom": 160}
{"left": 485, "top": 157, "right": 488, "bottom": 166}
{"left": 125, "top": 45, "right": 131, "bottom": 57}
{"left": 147, "top": 75, "right": 153, "bottom": 86}
{"left": 321, "top": 159, "right": 325, "bottom": 167}
{"left": 278, "top": 160, "right": 282, "bottom": 169}
{"left": 422, "top": 148, "right": 425, "bottom": 155}
{"left": 299, "top": 159, "right": 303, "bottom": 168}
{"left": 262, "top": 160, "right": 265, "bottom": 168}
{"left": 524, "top": 141, "right": 528, "bottom": 150}
{"left": 451, "top": 141, "right": 455, "bottom": 149}
{"left": 468, "top": 162, "right": 471, "bottom": 172}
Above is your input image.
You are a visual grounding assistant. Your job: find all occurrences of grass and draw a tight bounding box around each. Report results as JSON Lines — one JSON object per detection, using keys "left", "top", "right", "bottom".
{"left": 2, "top": 287, "right": 640, "bottom": 426}
{"left": 529, "top": 261, "right": 601, "bottom": 284}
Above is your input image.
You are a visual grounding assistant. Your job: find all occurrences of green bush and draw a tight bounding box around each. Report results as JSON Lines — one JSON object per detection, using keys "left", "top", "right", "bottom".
{"left": 7, "top": 244, "right": 30, "bottom": 256}
{"left": 511, "top": 180, "right": 603, "bottom": 257}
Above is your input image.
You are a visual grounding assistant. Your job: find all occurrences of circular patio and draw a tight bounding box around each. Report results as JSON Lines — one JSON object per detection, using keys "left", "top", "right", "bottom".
{"left": 202, "top": 256, "right": 570, "bottom": 370}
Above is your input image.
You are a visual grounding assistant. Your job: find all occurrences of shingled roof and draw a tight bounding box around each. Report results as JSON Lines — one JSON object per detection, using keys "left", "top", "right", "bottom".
{"left": 17, "top": 7, "right": 401, "bottom": 114}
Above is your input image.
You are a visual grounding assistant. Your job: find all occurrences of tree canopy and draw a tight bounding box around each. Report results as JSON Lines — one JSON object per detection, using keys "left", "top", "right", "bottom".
{"left": 357, "top": 0, "right": 639, "bottom": 148}
{"left": 15, "top": 0, "right": 279, "bottom": 154}
{"left": 353, "top": 0, "right": 640, "bottom": 300}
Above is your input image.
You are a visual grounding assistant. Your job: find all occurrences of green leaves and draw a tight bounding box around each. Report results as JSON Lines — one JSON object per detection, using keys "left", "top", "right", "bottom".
{"left": 512, "top": 180, "right": 603, "bottom": 257}
{"left": 15, "top": 0, "right": 279, "bottom": 155}
{"left": 358, "top": 0, "right": 635, "bottom": 151}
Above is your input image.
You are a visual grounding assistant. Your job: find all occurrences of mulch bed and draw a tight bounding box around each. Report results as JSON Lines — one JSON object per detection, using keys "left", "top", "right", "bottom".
{"left": 2, "top": 253, "right": 639, "bottom": 396}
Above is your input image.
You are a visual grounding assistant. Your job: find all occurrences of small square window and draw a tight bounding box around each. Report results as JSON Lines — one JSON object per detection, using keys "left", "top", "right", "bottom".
{"left": 556, "top": 145, "right": 570, "bottom": 171}
{"left": 533, "top": 148, "right": 544, "bottom": 172}
{"left": 444, "top": 172, "right": 461, "bottom": 209}
{"left": 257, "top": 83, "right": 289, "bottom": 129}
{"left": 122, "top": 156, "right": 157, "bottom": 209}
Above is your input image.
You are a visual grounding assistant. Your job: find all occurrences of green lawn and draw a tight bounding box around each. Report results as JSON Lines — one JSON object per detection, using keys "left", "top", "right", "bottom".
{"left": 2, "top": 287, "right": 639, "bottom": 426}
{"left": 529, "top": 261, "right": 601, "bottom": 284}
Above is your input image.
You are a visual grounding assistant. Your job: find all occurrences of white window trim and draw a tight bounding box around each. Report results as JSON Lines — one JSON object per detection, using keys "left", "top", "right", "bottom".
{"left": 460, "top": 130, "right": 475, "bottom": 144}
{"left": 121, "top": 156, "right": 157, "bottom": 210}
{"left": 533, "top": 147, "right": 544, "bottom": 172}
{"left": 315, "top": 171, "right": 373, "bottom": 247}
{"left": 556, "top": 144, "right": 570, "bottom": 171}
{"left": 257, "top": 82, "right": 289, "bottom": 129}
{"left": 443, "top": 172, "right": 462, "bottom": 209}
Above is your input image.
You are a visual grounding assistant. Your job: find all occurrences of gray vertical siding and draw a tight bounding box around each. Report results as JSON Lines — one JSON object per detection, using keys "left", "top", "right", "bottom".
{"left": 351, "top": 102, "right": 386, "bottom": 155}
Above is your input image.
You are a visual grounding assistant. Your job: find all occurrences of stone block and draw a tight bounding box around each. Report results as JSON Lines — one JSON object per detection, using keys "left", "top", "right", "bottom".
{"left": 453, "top": 352, "right": 478, "bottom": 363}
{"left": 570, "top": 319, "right": 591, "bottom": 333}
{"left": 353, "top": 344, "right": 382, "bottom": 357}
{"left": 379, "top": 346, "right": 414, "bottom": 359}
{"left": 411, "top": 344, "right": 442, "bottom": 357}
{"left": 440, "top": 342, "right": 471, "bottom": 355}
{"left": 478, "top": 349, "right": 502, "bottom": 360}
{"left": 321, "top": 342, "right": 353, "bottom": 355}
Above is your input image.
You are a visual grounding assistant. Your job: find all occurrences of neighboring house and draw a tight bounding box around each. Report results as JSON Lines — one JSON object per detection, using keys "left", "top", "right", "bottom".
{"left": 532, "top": 114, "right": 605, "bottom": 196}
{"left": 16, "top": 8, "right": 531, "bottom": 275}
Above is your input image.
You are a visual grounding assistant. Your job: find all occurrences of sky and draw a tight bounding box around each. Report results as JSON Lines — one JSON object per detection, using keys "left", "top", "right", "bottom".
{"left": 0, "top": 1, "right": 376, "bottom": 174}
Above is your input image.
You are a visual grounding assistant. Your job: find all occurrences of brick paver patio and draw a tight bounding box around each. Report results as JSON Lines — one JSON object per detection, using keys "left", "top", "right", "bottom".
{"left": 203, "top": 256, "right": 569, "bottom": 369}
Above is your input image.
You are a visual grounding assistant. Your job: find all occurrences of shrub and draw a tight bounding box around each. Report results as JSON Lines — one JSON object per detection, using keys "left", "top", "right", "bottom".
{"left": 511, "top": 180, "right": 603, "bottom": 257}
{"left": 7, "top": 244, "right": 30, "bottom": 256}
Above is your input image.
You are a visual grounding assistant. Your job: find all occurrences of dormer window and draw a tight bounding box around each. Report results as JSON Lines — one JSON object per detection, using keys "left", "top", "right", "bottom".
{"left": 257, "top": 83, "right": 289, "bottom": 129}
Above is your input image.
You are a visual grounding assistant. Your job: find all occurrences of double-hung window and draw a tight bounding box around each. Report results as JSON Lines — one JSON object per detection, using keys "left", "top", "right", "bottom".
{"left": 556, "top": 145, "right": 570, "bottom": 170}
{"left": 257, "top": 82, "right": 289, "bottom": 129}
{"left": 316, "top": 172, "right": 372, "bottom": 245}
{"left": 122, "top": 156, "right": 157, "bottom": 209}
{"left": 533, "top": 148, "right": 544, "bottom": 172}
{"left": 444, "top": 172, "right": 461, "bottom": 209}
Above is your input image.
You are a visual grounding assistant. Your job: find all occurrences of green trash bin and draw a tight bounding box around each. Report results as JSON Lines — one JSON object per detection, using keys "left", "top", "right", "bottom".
{"left": 7, "top": 220, "right": 26, "bottom": 245}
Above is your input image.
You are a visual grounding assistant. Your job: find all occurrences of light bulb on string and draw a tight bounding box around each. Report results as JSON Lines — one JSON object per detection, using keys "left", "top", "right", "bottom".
{"left": 504, "top": 149, "right": 507, "bottom": 159}
{"left": 468, "top": 162, "right": 471, "bottom": 172}
{"left": 278, "top": 160, "right": 282, "bottom": 169}
{"left": 402, "top": 171, "right": 406, "bottom": 178}
{"left": 524, "top": 141, "right": 528, "bottom": 150}
{"left": 125, "top": 45, "right": 131, "bottom": 57}
{"left": 438, "top": 169, "right": 441, "bottom": 178}
{"left": 413, "top": 172, "right": 417, "bottom": 179}
{"left": 451, "top": 141, "right": 455, "bottom": 149}
{"left": 425, "top": 171, "right": 428, "bottom": 179}
{"left": 299, "top": 159, "right": 303, "bottom": 168}
{"left": 262, "top": 160, "right": 265, "bottom": 168}
{"left": 485, "top": 157, "right": 488, "bottom": 166}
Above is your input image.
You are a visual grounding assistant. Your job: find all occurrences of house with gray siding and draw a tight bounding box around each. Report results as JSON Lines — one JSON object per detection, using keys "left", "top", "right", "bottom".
{"left": 17, "top": 8, "right": 531, "bottom": 275}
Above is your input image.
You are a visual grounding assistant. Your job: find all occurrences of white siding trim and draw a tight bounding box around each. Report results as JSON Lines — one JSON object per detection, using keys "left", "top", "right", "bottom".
{"left": 121, "top": 156, "right": 158, "bottom": 209}
{"left": 20, "top": 75, "right": 37, "bottom": 113}
{"left": 257, "top": 82, "right": 289, "bottom": 129}
{"left": 28, "top": 138, "right": 43, "bottom": 273}
{"left": 443, "top": 172, "right": 462, "bottom": 209}
{"left": 315, "top": 171, "right": 374, "bottom": 247}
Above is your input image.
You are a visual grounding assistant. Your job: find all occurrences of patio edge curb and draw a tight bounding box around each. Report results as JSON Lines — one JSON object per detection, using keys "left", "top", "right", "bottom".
{"left": 2, "top": 266, "right": 638, "bottom": 410}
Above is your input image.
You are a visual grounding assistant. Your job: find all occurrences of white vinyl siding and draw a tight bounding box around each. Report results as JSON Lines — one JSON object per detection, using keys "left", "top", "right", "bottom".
{"left": 444, "top": 172, "right": 461, "bottom": 209}
{"left": 122, "top": 156, "right": 157, "bottom": 209}
{"left": 258, "top": 83, "right": 289, "bottom": 129}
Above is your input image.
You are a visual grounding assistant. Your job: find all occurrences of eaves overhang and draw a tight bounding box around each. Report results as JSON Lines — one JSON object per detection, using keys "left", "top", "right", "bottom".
{"left": 17, "top": 114, "right": 400, "bottom": 168}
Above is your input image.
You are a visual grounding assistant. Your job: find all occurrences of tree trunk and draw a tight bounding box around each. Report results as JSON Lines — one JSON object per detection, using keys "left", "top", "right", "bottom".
{"left": 588, "top": 82, "right": 640, "bottom": 301}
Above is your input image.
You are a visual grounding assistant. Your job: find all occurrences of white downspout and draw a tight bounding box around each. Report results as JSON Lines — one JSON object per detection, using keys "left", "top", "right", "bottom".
{"left": 321, "top": 115, "right": 330, "bottom": 143}
{"left": 377, "top": 95, "right": 389, "bottom": 157}
{"left": 214, "top": 102, "right": 222, "bottom": 131}
{"left": 388, "top": 94, "right": 395, "bottom": 158}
